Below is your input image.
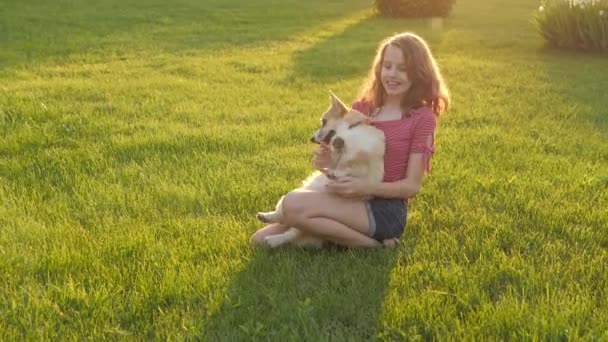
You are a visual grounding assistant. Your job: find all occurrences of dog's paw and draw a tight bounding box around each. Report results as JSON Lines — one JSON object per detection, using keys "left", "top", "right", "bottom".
{"left": 329, "top": 170, "right": 348, "bottom": 180}
{"left": 264, "top": 235, "right": 285, "bottom": 249}
{"left": 256, "top": 212, "right": 268, "bottom": 223}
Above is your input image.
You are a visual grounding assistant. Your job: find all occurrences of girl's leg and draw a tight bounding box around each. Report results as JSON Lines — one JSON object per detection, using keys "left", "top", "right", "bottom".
{"left": 281, "top": 191, "right": 381, "bottom": 248}
{"left": 250, "top": 223, "right": 289, "bottom": 247}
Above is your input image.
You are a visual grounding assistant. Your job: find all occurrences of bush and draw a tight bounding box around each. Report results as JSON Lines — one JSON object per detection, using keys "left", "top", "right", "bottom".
{"left": 535, "top": 0, "right": 608, "bottom": 52}
{"left": 374, "top": 0, "right": 456, "bottom": 18}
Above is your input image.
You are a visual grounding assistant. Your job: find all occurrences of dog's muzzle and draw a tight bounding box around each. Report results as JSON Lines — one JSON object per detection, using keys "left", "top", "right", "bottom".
{"left": 310, "top": 130, "right": 335, "bottom": 144}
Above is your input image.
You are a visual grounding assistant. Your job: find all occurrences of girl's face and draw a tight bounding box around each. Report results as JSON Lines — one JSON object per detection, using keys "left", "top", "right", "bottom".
{"left": 380, "top": 44, "right": 412, "bottom": 98}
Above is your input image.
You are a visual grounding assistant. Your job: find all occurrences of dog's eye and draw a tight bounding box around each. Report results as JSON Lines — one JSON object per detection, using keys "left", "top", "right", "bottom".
{"left": 322, "top": 119, "right": 327, "bottom": 127}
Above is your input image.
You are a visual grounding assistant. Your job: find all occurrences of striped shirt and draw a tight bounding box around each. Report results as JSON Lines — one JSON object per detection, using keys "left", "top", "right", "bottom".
{"left": 352, "top": 101, "right": 437, "bottom": 183}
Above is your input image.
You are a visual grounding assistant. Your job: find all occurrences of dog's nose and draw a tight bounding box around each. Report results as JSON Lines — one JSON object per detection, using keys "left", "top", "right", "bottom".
{"left": 310, "top": 136, "right": 318, "bottom": 143}
{"left": 332, "top": 137, "right": 344, "bottom": 149}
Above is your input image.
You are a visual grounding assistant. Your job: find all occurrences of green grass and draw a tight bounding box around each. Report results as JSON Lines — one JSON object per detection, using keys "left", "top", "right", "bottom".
{"left": 1, "top": 0, "right": 607, "bottom": 339}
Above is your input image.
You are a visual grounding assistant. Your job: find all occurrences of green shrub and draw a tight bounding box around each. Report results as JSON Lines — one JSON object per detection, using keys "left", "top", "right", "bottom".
{"left": 374, "top": 0, "right": 457, "bottom": 18}
{"left": 535, "top": 0, "right": 608, "bottom": 52}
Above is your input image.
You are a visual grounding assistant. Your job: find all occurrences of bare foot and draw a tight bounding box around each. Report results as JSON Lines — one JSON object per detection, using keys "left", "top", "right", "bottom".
{"left": 250, "top": 223, "right": 289, "bottom": 247}
{"left": 382, "top": 238, "right": 399, "bottom": 248}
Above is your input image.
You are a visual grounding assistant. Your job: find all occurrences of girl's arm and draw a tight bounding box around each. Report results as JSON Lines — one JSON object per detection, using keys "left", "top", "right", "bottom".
{"left": 326, "top": 151, "right": 427, "bottom": 199}
{"left": 368, "top": 115, "right": 437, "bottom": 199}
{"left": 368, "top": 152, "right": 426, "bottom": 199}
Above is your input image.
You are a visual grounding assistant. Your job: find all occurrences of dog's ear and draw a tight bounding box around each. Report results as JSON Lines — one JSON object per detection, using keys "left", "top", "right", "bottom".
{"left": 351, "top": 109, "right": 370, "bottom": 124}
{"left": 329, "top": 90, "right": 348, "bottom": 116}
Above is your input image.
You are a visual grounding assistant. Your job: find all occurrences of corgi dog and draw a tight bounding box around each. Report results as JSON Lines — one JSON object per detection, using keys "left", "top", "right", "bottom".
{"left": 256, "top": 92, "right": 385, "bottom": 248}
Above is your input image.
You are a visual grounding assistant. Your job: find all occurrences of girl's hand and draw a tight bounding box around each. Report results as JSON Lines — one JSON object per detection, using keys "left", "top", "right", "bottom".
{"left": 326, "top": 176, "right": 372, "bottom": 199}
{"left": 312, "top": 143, "right": 331, "bottom": 170}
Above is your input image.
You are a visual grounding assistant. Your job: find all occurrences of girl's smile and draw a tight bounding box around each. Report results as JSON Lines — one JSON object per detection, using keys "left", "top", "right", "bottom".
{"left": 380, "top": 44, "right": 412, "bottom": 97}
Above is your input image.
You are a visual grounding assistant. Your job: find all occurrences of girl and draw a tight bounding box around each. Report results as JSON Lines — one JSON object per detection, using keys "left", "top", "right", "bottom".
{"left": 250, "top": 32, "right": 450, "bottom": 248}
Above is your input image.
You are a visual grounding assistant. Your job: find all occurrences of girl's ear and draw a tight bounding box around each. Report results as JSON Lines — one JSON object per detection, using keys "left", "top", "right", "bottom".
{"left": 329, "top": 90, "right": 348, "bottom": 115}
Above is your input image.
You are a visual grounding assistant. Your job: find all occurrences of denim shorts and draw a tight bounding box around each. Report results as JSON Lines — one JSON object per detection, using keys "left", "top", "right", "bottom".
{"left": 365, "top": 197, "right": 408, "bottom": 242}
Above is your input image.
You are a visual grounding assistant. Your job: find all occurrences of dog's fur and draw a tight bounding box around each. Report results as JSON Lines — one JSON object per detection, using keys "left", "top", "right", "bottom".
{"left": 256, "top": 92, "right": 385, "bottom": 248}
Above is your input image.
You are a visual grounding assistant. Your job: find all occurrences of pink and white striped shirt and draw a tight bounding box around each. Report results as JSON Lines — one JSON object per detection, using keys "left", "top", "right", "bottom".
{"left": 352, "top": 101, "right": 437, "bottom": 183}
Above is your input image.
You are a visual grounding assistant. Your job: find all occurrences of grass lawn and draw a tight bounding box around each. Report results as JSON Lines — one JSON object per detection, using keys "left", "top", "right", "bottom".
{"left": 1, "top": 0, "right": 607, "bottom": 339}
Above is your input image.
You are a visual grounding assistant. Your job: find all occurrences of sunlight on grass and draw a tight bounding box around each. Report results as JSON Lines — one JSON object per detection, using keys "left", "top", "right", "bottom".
{"left": 284, "top": 10, "right": 373, "bottom": 49}
{"left": 1, "top": 0, "right": 607, "bottom": 339}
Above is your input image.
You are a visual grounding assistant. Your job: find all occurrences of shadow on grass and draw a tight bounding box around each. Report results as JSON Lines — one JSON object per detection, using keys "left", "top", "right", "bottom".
{"left": 198, "top": 245, "right": 403, "bottom": 340}
{"left": 285, "top": 15, "right": 449, "bottom": 85}
{"left": 194, "top": 14, "right": 450, "bottom": 340}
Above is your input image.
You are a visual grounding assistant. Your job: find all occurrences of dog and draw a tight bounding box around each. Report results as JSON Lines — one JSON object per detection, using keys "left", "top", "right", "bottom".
{"left": 256, "top": 91, "right": 385, "bottom": 248}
